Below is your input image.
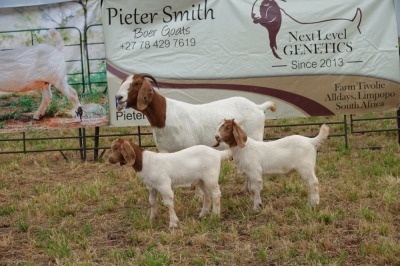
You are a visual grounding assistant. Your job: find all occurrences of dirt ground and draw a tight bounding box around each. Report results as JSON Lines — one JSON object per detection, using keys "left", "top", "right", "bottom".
{"left": 0, "top": 91, "right": 109, "bottom": 133}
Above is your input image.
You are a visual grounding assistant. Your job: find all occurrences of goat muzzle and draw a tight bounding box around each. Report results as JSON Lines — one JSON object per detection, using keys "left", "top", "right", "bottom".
{"left": 109, "top": 157, "right": 117, "bottom": 164}
{"left": 212, "top": 136, "right": 222, "bottom": 147}
{"left": 212, "top": 142, "right": 220, "bottom": 148}
{"left": 115, "top": 95, "right": 126, "bottom": 111}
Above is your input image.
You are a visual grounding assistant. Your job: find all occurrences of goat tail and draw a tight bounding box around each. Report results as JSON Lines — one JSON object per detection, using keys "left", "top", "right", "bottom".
{"left": 310, "top": 124, "right": 329, "bottom": 148}
{"left": 48, "top": 28, "right": 65, "bottom": 51}
{"left": 258, "top": 100, "right": 276, "bottom": 112}
{"left": 219, "top": 149, "right": 232, "bottom": 161}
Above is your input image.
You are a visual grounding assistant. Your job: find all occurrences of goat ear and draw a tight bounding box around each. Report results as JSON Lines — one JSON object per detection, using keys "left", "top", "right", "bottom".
{"left": 120, "top": 140, "right": 136, "bottom": 166}
{"left": 137, "top": 80, "right": 154, "bottom": 111}
{"left": 232, "top": 122, "right": 247, "bottom": 148}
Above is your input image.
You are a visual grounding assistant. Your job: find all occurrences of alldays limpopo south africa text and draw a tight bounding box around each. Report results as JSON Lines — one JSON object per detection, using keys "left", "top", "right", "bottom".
{"left": 325, "top": 81, "right": 396, "bottom": 110}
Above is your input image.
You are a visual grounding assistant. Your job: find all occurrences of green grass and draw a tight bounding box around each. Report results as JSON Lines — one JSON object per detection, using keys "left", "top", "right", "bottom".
{"left": 0, "top": 94, "right": 36, "bottom": 120}
{"left": 0, "top": 88, "right": 107, "bottom": 122}
{"left": 0, "top": 115, "right": 399, "bottom": 265}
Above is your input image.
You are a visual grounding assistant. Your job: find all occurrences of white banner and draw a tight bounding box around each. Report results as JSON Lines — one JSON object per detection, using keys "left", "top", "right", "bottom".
{"left": 102, "top": 0, "right": 400, "bottom": 126}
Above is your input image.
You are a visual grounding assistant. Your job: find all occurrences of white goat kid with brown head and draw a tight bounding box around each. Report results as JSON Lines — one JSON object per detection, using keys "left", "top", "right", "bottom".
{"left": 214, "top": 119, "right": 329, "bottom": 211}
{"left": 109, "top": 138, "right": 231, "bottom": 228}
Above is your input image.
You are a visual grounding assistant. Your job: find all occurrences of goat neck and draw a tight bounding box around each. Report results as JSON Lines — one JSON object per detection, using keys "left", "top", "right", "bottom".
{"left": 141, "top": 90, "right": 167, "bottom": 128}
{"left": 128, "top": 140, "right": 144, "bottom": 172}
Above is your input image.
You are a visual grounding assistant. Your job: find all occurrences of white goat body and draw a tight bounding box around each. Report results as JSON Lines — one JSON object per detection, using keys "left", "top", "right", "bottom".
{"left": 155, "top": 97, "right": 276, "bottom": 152}
{"left": 115, "top": 74, "right": 276, "bottom": 152}
{"left": 215, "top": 119, "right": 329, "bottom": 211}
{"left": 109, "top": 138, "right": 231, "bottom": 228}
{"left": 0, "top": 28, "right": 81, "bottom": 119}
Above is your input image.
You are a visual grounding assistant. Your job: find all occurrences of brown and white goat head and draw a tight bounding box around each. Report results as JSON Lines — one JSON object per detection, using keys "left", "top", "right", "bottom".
{"left": 116, "top": 73, "right": 158, "bottom": 111}
{"left": 214, "top": 119, "right": 248, "bottom": 148}
{"left": 109, "top": 138, "right": 140, "bottom": 168}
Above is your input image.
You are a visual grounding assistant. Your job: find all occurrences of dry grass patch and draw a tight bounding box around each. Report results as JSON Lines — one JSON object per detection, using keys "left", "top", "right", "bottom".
{"left": 0, "top": 122, "right": 399, "bottom": 265}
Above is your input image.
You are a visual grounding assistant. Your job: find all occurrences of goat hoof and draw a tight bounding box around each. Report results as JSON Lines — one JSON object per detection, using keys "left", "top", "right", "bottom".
{"left": 32, "top": 115, "right": 42, "bottom": 120}
{"left": 169, "top": 217, "right": 180, "bottom": 228}
{"left": 199, "top": 210, "right": 210, "bottom": 219}
{"left": 309, "top": 202, "right": 319, "bottom": 209}
{"left": 253, "top": 203, "right": 262, "bottom": 212}
{"left": 169, "top": 222, "right": 178, "bottom": 228}
{"left": 309, "top": 195, "right": 320, "bottom": 207}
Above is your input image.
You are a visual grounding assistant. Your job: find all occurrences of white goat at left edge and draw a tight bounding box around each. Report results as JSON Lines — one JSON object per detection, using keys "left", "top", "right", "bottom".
{"left": 0, "top": 28, "right": 82, "bottom": 120}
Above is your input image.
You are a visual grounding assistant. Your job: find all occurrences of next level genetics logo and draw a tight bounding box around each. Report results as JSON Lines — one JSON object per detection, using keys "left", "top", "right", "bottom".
{"left": 251, "top": 0, "right": 362, "bottom": 60}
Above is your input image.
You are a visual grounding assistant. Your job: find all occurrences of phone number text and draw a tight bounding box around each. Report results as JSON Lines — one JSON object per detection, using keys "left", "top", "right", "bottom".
{"left": 120, "top": 38, "right": 196, "bottom": 50}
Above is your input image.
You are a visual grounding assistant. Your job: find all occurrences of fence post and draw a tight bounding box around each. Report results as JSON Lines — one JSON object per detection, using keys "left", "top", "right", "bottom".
{"left": 138, "top": 126, "right": 142, "bottom": 147}
{"left": 94, "top": 127, "right": 100, "bottom": 160}
{"left": 23, "top": 132, "right": 26, "bottom": 153}
{"left": 397, "top": 108, "right": 400, "bottom": 144}
{"left": 78, "top": 128, "right": 87, "bottom": 161}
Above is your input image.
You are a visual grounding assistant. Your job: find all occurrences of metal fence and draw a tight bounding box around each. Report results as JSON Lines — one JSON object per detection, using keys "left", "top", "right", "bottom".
{"left": 85, "top": 24, "right": 107, "bottom": 94}
{"left": 350, "top": 111, "right": 400, "bottom": 145}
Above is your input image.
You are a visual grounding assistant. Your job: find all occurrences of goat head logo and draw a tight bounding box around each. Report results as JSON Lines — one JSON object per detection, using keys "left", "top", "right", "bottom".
{"left": 251, "top": 0, "right": 362, "bottom": 60}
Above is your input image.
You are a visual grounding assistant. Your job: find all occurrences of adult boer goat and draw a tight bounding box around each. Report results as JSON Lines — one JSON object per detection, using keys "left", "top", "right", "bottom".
{"left": 115, "top": 73, "right": 276, "bottom": 152}
{"left": 0, "top": 28, "right": 81, "bottom": 120}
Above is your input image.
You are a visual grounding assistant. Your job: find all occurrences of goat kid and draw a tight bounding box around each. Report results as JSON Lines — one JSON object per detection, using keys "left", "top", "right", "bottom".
{"left": 109, "top": 138, "right": 231, "bottom": 228}
{"left": 0, "top": 28, "right": 81, "bottom": 120}
{"left": 115, "top": 74, "right": 276, "bottom": 152}
{"left": 214, "top": 119, "right": 329, "bottom": 211}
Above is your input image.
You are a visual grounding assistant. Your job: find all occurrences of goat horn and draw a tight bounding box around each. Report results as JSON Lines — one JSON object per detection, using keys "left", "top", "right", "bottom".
{"left": 140, "top": 73, "right": 159, "bottom": 90}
